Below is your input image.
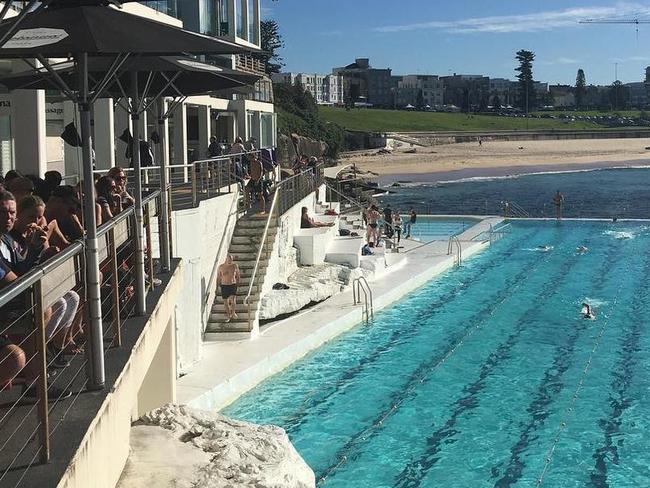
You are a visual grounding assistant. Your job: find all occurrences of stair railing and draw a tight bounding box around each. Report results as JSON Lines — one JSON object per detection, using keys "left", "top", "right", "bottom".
{"left": 243, "top": 187, "right": 280, "bottom": 332}
{"left": 203, "top": 186, "right": 243, "bottom": 328}
{"left": 352, "top": 276, "right": 374, "bottom": 323}
{"left": 324, "top": 181, "right": 368, "bottom": 214}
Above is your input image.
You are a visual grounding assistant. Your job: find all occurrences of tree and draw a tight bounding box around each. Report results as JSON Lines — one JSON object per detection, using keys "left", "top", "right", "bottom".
{"left": 515, "top": 49, "right": 536, "bottom": 112}
{"left": 257, "top": 20, "right": 284, "bottom": 75}
{"left": 575, "top": 69, "right": 586, "bottom": 109}
{"left": 479, "top": 92, "right": 489, "bottom": 112}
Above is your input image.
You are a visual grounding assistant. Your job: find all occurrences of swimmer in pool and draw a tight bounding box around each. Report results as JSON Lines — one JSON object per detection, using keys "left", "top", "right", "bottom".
{"left": 537, "top": 245, "right": 552, "bottom": 252}
{"left": 577, "top": 245, "right": 589, "bottom": 254}
{"left": 581, "top": 302, "right": 595, "bottom": 320}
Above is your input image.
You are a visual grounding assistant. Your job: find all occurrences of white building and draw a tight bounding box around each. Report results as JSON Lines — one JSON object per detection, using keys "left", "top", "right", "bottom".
{"left": 0, "top": 0, "right": 276, "bottom": 179}
{"left": 272, "top": 71, "right": 343, "bottom": 105}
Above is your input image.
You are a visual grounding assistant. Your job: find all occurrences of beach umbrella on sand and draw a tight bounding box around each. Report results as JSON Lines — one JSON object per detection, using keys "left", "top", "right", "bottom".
{"left": 0, "top": 0, "right": 254, "bottom": 392}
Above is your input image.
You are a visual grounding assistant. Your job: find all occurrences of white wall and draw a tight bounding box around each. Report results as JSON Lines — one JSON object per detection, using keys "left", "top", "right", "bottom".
{"left": 171, "top": 191, "right": 238, "bottom": 374}
{"left": 263, "top": 185, "right": 325, "bottom": 295}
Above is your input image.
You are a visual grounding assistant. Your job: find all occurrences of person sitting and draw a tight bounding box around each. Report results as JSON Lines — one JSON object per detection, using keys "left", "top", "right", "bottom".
{"left": 17, "top": 195, "right": 71, "bottom": 250}
{"left": 46, "top": 186, "right": 84, "bottom": 242}
{"left": 581, "top": 302, "right": 595, "bottom": 320}
{"left": 107, "top": 167, "right": 135, "bottom": 208}
{"left": 301, "top": 206, "right": 333, "bottom": 229}
{"left": 208, "top": 136, "right": 223, "bottom": 158}
{"left": 96, "top": 176, "right": 122, "bottom": 222}
{"left": 6, "top": 176, "right": 34, "bottom": 203}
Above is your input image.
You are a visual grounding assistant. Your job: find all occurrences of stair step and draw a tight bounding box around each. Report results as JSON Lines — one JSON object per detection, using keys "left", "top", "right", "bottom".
{"left": 233, "top": 228, "right": 278, "bottom": 237}
{"left": 205, "top": 321, "right": 251, "bottom": 333}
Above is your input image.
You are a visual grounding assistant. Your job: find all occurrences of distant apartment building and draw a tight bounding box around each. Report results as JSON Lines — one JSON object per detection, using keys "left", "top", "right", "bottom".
{"left": 488, "top": 78, "right": 516, "bottom": 106}
{"left": 396, "top": 75, "right": 444, "bottom": 108}
{"left": 441, "top": 74, "right": 490, "bottom": 109}
{"left": 271, "top": 72, "right": 343, "bottom": 105}
{"left": 626, "top": 82, "right": 648, "bottom": 108}
{"left": 549, "top": 84, "right": 575, "bottom": 108}
{"left": 332, "top": 58, "right": 394, "bottom": 108}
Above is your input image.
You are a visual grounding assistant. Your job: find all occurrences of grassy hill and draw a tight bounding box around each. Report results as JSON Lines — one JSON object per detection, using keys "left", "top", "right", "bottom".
{"left": 318, "top": 106, "right": 606, "bottom": 132}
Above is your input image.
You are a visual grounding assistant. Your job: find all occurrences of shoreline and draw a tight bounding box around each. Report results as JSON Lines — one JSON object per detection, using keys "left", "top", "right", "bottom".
{"left": 377, "top": 160, "right": 650, "bottom": 186}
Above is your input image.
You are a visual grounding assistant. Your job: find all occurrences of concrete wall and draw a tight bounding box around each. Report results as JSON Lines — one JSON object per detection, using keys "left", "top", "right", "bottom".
{"left": 171, "top": 191, "right": 239, "bottom": 374}
{"left": 263, "top": 185, "right": 325, "bottom": 294}
{"left": 56, "top": 263, "right": 183, "bottom": 488}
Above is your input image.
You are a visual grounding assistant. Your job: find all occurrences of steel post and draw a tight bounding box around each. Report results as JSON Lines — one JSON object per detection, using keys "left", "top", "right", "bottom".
{"left": 131, "top": 71, "right": 146, "bottom": 315}
{"left": 157, "top": 99, "right": 171, "bottom": 272}
{"left": 78, "top": 52, "right": 105, "bottom": 389}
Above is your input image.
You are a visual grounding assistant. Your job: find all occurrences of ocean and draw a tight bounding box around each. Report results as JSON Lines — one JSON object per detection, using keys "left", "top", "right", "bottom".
{"left": 377, "top": 167, "right": 650, "bottom": 219}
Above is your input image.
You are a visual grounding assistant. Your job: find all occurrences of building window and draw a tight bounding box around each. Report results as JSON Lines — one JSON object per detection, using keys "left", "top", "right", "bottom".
{"left": 248, "top": 0, "right": 257, "bottom": 43}
{"left": 236, "top": 0, "right": 245, "bottom": 38}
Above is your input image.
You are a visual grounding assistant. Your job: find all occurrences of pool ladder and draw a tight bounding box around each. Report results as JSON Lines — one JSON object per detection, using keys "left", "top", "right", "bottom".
{"left": 447, "top": 235, "right": 462, "bottom": 266}
{"left": 352, "top": 276, "right": 374, "bottom": 323}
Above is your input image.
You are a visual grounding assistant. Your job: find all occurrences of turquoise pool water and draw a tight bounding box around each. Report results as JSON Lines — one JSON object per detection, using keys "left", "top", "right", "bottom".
{"left": 404, "top": 217, "right": 474, "bottom": 241}
{"left": 224, "top": 220, "right": 650, "bottom": 487}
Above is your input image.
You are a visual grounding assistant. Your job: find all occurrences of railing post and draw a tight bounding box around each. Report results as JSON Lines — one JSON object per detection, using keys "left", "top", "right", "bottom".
{"left": 32, "top": 281, "right": 50, "bottom": 463}
{"left": 108, "top": 228, "right": 122, "bottom": 347}
{"left": 191, "top": 164, "right": 197, "bottom": 208}
{"left": 130, "top": 72, "right": 147, "bottom": 316}
{"left": 144, "top": 202, "right": 155, "bottom": 289}
{"left": 157, "top": 103, "right": 171, "bottom": 273}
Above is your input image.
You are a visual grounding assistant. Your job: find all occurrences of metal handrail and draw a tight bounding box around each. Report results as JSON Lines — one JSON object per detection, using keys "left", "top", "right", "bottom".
{"left": 324, "top": 181, "right": 366, "bottom": 213}
{"left": 204, "top": 187, "right": 242, "bottom": 311}
{"left": 243, "top": 188, "right": 279, "bottom": 330}
{"left": 352, "top": 276, "right": 374, "bottom": 322}
{"left": 0, "top": 241, "right": 84, "bottom": 307}
{"left": 447, "top": 235, "right": 462, "bottom": 266}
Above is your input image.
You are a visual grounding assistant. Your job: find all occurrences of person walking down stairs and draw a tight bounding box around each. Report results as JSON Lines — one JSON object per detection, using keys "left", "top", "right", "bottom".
{"left": 216, "top": 254, "right": 240, "bottom": 322}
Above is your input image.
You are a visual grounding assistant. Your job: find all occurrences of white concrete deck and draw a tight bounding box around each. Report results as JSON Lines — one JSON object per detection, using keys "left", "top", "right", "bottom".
{"left": 177, "top": 216, "right": 503, "bottom": 411}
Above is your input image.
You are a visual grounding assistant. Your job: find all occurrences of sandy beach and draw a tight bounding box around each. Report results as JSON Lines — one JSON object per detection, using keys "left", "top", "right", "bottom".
{"left": 341, "top": 138, "right": 650, "bottom": 184}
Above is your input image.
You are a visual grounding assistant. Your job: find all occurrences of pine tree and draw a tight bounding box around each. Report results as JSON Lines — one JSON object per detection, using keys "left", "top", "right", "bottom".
{"left": 515, "top": 50, "right": 536, "bottom": 112}
{"left": 575, "top": 69, "right": 586, "bottom": 109}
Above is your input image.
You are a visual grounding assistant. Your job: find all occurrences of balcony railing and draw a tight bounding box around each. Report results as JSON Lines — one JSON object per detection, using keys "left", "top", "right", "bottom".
{"left": 0, "top": 190, "right": 163, "bottom": 480}
{"left": 235, "top": 54, "right": 266, "bottom": 76}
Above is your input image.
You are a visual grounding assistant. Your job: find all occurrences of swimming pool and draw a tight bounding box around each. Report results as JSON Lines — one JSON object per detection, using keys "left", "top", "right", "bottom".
{"left": 224, "top": 220, "right": 650, "bottom": 487}
{"left": 404, "top": 216, "right": 475, "bottom": 241}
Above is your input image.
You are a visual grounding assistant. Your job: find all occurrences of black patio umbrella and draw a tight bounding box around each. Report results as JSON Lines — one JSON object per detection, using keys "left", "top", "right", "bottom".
{"left": 0, "top": 1, "right": 257, "bottom": 392}
{"left": 0, "top": 55, "right": 260, "bottom": 99}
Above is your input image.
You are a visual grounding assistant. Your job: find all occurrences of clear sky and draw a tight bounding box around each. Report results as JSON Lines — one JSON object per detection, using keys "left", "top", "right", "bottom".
{"left": 261, "top": 0, "right": 650, "bottom": 85}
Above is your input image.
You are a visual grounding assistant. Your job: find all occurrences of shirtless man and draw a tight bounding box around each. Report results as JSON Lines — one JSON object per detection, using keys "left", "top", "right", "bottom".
{"left": 366, "top": 205, "right": 381, "bottom": 247}
{"left": 216, "top": 254, "right": 240, "bottom": 322}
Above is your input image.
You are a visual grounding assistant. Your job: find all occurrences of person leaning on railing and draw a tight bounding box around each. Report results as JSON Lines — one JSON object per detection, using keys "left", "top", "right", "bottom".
{"left": 107, "top": 167, "right": 135, "bottom": 209}
{"left": 0, "top": 190, "right": 73, "bottom": 399}
{"left": 96, "top": 176, "right": 123, "bottom": 222}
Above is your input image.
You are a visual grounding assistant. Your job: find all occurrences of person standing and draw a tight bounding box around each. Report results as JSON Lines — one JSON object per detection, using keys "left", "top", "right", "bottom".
{"left": 553, "top": 190, "right": 564, "bottom": 220}
{"left": 393, "top": 211, "right": 402, "bottom": 244}
{"left": 383, "top": 204, "right": 393, "bottom": 238}
{"left": 208, "top": 136, "right": 222, "bottom": 158}
{"left": 366, "top": 205, "right": 381, "bottom": 247}
{"left": 246, "top": 154, "right": 265, "bottom": 214}
{"left": 404, "top": 208, "right": 417, "bottom": 238}
{"left": 217, "top": 254, "right": 240, "bottom": 322}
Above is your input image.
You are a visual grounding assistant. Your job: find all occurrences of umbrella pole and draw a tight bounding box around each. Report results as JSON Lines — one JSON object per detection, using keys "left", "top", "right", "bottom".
{"left": 131, "top": 71, "right": 147, "bottom": 315}
{"left": 78, "top": 52, "right": 105, "bottom": 389}
{"left": 157, "top": 98, "right": 171, "bottom": 272}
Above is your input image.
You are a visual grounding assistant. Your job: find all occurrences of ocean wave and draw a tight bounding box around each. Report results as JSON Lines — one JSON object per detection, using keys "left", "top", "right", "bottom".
{"left": 382, "top": 164, "right": 650, "bottom": 188}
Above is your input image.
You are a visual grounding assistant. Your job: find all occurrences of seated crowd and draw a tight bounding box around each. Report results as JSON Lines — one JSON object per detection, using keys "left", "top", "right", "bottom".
{"left": 0, "top": 165, "right": 136, "bottom": 401}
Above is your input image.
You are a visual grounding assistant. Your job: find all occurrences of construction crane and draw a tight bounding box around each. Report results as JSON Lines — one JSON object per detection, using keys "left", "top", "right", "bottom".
{"left": 580, "top": 17, "right": 650, "bottom": 40}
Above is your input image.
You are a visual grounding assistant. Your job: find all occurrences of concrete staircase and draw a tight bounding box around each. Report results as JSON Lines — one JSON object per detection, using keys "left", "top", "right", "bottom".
{"left": 206, "top": 212, "right": 278, "bottom": 334}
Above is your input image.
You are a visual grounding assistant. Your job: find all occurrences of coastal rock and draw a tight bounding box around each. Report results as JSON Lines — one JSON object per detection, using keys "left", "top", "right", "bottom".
{"left": 260, "top": 264, "right": 364, "bottom": 320}
{"left": 120, "top": 404, "right": 315, "bottom": 488}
